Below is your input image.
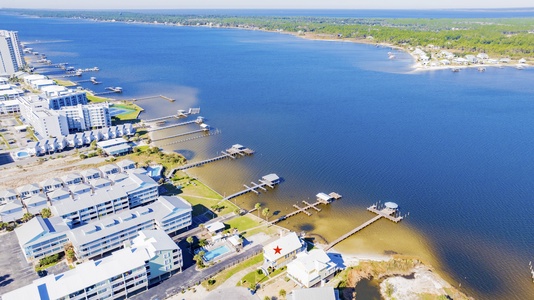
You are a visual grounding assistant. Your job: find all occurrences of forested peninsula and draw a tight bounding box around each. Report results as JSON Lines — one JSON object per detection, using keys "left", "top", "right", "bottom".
{"left": 6, "top": 10, "right": 534, "bottom": 59}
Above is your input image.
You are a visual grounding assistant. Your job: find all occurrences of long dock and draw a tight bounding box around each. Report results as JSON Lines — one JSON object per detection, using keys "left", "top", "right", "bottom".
{"left": 130, "top": 95, "right": 175, "bottom": 102}
{"left": 158, "top": 128, "right": 222, "bottom": 147}
{"left": 324, "top": 204, "right": 403, "bottom": 251}
{"left": 166, "top": 145, "right": 254, "bottom": 177}
{"left": 151, "top": 128, "right": 206, "bottom": 142}
{"left": 223, "top": 174, "right": 280, "bottom": 201}
{"left": 147, "top": 120, "right": 198, "bottom": 132}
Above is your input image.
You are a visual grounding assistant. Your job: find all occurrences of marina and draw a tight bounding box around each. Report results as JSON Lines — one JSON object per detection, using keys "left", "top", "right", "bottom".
{"left": 144, "top": 108, "right": 201, "bottom": 123}
{"left": 166, "top": 144, "right": 254, "bottom": 176}
{"left": 324, "top": 202, "right": 404, "bottom": 251}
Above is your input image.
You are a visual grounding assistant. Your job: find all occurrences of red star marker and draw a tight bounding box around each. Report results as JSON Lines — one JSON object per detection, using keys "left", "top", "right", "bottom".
{"left": 274, "top": 246, "right": 282, "bottom": 254}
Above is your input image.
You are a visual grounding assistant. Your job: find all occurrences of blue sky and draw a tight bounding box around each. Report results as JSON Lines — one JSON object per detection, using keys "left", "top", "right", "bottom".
{"left": 0, "top": 0, "right": 533, "bottom": 9}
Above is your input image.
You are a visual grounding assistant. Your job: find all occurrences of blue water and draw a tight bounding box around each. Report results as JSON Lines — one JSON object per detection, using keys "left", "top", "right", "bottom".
{"left": 1, "top": 12, "right": 534, "bottom": 299}
{"left": 203, "top": 245, "right": 231, "bottom": 262}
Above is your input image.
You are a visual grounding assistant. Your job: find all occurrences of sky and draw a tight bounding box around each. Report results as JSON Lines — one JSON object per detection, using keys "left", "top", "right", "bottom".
{"left": 0, "top": 0, "right": 533, "bottom": 10}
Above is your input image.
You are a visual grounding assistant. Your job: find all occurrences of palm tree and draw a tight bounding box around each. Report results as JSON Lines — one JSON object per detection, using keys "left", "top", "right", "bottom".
{"left": 262, "top": 208, "right": 270, "bottom": 222}
{"left": 186, "top": 236, "right": 194, "bottom": 252}
{"left": 254, "top": 203, "right": 261, "bottom": 218}
{"left": 22, "top": 212, "right": 34, "bottom": 222}
{"left": 40, "top": 208, "right": 52, "bottom": 219}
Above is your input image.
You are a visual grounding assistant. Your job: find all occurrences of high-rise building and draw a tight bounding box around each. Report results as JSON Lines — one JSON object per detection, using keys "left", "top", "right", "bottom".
{"left": 0, "top": 30, "right": 24, "bottom": 75}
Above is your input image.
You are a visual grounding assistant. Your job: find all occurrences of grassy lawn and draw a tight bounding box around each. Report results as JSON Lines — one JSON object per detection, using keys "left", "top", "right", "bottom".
{"left": 112, "top": 102, "right": 143, "bottom": 122}
{"left": 179, "top": 178, "right": 239, "bottom": 217}
{"left": 127, "top": 147, "right": 185, "bottom": 173}
{"left": 226, "top": 215, "right": 261, "bottom": 233}
{"left": 201, "top": 253, "right": 263, "bottom": 291}
{"left": 86, "top": 93, "right": 109, "bottom": 103}
{"left": 237, "top": 266, "right": 287, "bottom": 288}
{"left": 53, "top": 79, "right": 76, "bottom": 87}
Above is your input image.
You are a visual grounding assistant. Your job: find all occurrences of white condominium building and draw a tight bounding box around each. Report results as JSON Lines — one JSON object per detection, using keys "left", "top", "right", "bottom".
{"left": 40, "top": 85, "right": 88, "bottom": 110}
{"left": 15, "top": 195, "right": 192, "bottom": 262}
{"left": 4, "top": 229, "right": 183, "bottom": 300}
{"left": 60, "top": 103, "right": 111, "bottom": 132}
{"left": 0, "top": 30, "right": 24, "bottom": 75}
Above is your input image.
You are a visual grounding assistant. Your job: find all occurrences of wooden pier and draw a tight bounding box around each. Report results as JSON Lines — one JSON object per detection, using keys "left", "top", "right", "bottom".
{"left": 130, "top": 95, "right": 175, "bottom": 102}
{"left": 151, "top": 128, "right": 207, "bottom": 142}
{"left": 223, "top": 174, "right": 280, "bottom": 201}
{"left": 158, "top": 128, "right": 222, "bottom": 147}
{"left": 272, "top": 192, "right": 341, "bottom": 224}
{"left": 324, "top": 204, "right": 403, "bottom": 251}
{"left": 147, "top": 120, "right": 198, "bottom": 132}
{"left": 166, "top": 145, "right": 254, "bottom": 177}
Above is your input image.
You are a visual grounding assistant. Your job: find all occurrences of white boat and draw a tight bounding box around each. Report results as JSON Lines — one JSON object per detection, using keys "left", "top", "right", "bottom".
{"left": 516, "top": 65, "right": 525, "bottom": 70}
{"left": 451, "top": 68, "right": 460, "bottom": 72}
{"left": 478, "top": 67, "right": 486, "bottom": 72}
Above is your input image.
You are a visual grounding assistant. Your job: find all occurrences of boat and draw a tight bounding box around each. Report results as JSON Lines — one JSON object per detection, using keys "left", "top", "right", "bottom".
{"left": 478, "top": 67, "right": 486, "bottom": 72}
{"left": 155, "top": 121, "right": 166, "bottom": 126}
{"left": 75, "top": 70, "right": 83, "bottom": 76}
{"left": 451, "top": 68, "right": 460, "bottom": 72}
{"left": 388, "top": 54, "right": 396, "bottom": 60}
{"left": 516, "top": 65, "right": 525, "bottom": 70}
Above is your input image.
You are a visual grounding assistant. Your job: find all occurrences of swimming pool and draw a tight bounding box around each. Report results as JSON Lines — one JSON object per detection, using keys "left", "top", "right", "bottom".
{"left": 203, "top": 245, "right": 231, "bottom": 262}
{"left": 15, "top": 151, "right": 29, "bottom": 158}
{"left": 145, "top": 165, "right": 162, "bottom": 179}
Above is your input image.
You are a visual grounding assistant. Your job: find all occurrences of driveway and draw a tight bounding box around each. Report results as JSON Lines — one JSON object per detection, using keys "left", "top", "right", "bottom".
{"left": 0, "top": 231, "right": 38, "bottom": 295}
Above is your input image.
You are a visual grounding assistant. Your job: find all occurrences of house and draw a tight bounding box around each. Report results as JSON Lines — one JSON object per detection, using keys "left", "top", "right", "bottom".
{"left": 97, "top": 138, "right": 132, "bottom": 156}
{"left": 80, "top": 168, "right": 102, "bottom": 181}
{"left": 69, "top": 183, "right": 92, "bottom": 196}
{"left": 287, "top": 249, "right": 338, "bottom": 288}
{"left": 476, "top": 53, "right": 489, "bottom": 60}
{"left": 108, "top": 172, "right": 129, "bottom": 183}
{"left": 519, "top": 58, "right": 527, "bottom": 64}
{"left": 500, "top": 58, "right": 511, "bottom": 64}
{"left": 465, "top": 55, "right": 478, "bottom": 64}
{"left": 0, "top": 189, "right": 18, "bottom": 205}
{"left": 290, "top": 287, "right": 339, "bottom": 300}
{"left": 61, "top": 173, "right": 83, "bottom": 185}
{"left": 47, "top": 187, "right": 72, "bottom": 202}
{"left": 88, "top": 177, "right": 112, "bottom": 189}
{"left": 262, "top": 173, "right": 281, "bottom": 185}
{"left": 116, "top": 159, "right": 136, "bottom": 172}
{"left": 0, "top": 200, "right": 25, "bottom": 222}
{"left": 454, "top": 57, "right": 469, "bottom": 65}
{"left": 263, "top": 232, "right": 307, "bottom": 270}
{"left": 17, "top": 183, "right": 41, "bottom": 199}
{"left": 39, "top": 178, "right": 64, "bottom": 193}
{"left": 316, "top": 193, "right": 334, "bottom": 204}
{"left": 440, "top": 59, "right": 451, "bottom": 65}
{"left": 23, "top": 193, "right": 49, "bottom": 215}
{"left": 99, "top": 164, "right": 120, "bottom": 177}
{"left": 206, "top": 221, "right": 226, "bottom": 234}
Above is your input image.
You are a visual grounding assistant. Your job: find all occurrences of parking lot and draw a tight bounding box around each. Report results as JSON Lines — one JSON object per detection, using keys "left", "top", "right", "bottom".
{"left": 0, "top": 231, "right": 38, "bottom": 295}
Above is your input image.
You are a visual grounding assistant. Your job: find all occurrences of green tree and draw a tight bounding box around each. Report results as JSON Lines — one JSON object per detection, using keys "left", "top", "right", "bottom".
{"left": 96, "top": 148, "right": 103, "bottom": 156}
{"left": 262, "top": 208, "right": 270, "bottom": 222}
{"left": 199, "top": 239, "right": 207, "bottom": 247}
{"left": 255, "top": 203, "right": 261, "bottom": 218}
{"left": 279, "top": 289, "right": 287, "bottom": 298}
{"left": 22, "top": 212, "right": 34, "bottom": 222}
{"left": 186, "top": 236, "right": 194, "bottom": 251}
{"left": 90, "top": 140, "right": 97, "bottom": 150}
{"left": 40, "top": 208, "right": 52, "bottom": 219}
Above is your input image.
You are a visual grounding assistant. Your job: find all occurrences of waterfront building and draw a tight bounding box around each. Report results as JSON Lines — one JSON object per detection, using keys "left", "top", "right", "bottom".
{"left": 286, "top": 249, "right": 338, "bottom": 288}
{"left": 99, "top": 164, "right": 120, "bottom": 177}
{"left": 115, "top": 172, "right": 159, "bottom": 208}
{"left": 0, "top": 99, "right": 21, "bottom": 114}
{"left": 0, "top": 83, "right": 24, "bottom": 101}
{"left": 263, "top": 231, "right": 307, "bottom": 270}
{"left": 48, "top": 187, "right": 72, "bottom": 202}
{"left": 15, "top": 195, "right": 191, "bottom": 262}
{"left": 59, "top": 103, "right": 111, "bottom": 133}
{"left": 4, "top": 229, "right": 182, "bottom": 300}
{"left": 18, "top": 95, "right": 69, "bottom": 138}
{"left": 40, "top": 85, "right": 88, "bottom": 109}
{"left": 0, "top": 30, "right": 24, "bottom": 75}
{"left": 30, "top": 79, "right": 55, "bottom": 90}
{"left": 22, "top": 74, "right": 47, "bottom": 85}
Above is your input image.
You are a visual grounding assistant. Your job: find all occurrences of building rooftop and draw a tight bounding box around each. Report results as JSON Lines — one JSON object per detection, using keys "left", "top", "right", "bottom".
{"left": 97, "top": 138, "right": 127, "bottom": 149}
{"left": 116, "top": 159, "right": 136, "bottom": 168}
{"left": 290, "top": 287, "right": 338, "bottom": 300}
{"left": 51, "top": 186, "right": 127, "bottom": 218}
{"left": 0, "top": 188, "right": 17, "bottom": 198}
{"left": 17, "top": 183, "right": 40, "bottom": 194}
{"left": 264, "top": 232, "right": 304, "bottom": 262}
{"left": 206, "top": 221, "right": 225, "bottom": 233}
